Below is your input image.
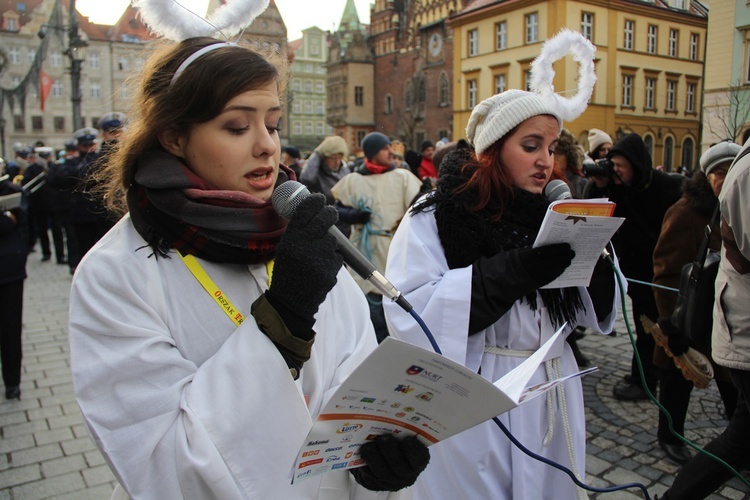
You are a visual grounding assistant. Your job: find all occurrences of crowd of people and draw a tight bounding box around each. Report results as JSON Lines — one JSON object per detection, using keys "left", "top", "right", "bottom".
{"left": 0, "top": 19, "right": 748, "bottom": 500}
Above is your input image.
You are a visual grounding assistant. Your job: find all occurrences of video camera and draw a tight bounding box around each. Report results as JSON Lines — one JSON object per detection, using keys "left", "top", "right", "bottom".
{"left": 582, "top": 157, "right": 614, "bottom": 177}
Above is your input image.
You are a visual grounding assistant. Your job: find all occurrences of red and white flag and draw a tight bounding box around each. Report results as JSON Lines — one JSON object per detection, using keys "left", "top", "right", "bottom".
{"left": 39, "top": 71, "right": 53, "bottom": 112}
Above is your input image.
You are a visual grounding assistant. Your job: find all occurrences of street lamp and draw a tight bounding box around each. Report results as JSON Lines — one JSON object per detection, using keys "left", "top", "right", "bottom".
{"left": 38, "top": 0, "right": 88, "bottom": 131}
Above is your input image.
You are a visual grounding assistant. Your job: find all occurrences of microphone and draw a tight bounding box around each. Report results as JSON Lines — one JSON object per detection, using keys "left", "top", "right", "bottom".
{"left": 272, "top": 181, "right": 412, "bottom": 312}
{"left": 544, "top": 179, "right": 572, "bottom": 201}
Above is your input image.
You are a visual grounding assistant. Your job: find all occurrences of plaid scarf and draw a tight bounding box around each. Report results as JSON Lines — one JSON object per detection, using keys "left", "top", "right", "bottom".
{"left": 127, "top": 150, "right": 292, "bottom": 264}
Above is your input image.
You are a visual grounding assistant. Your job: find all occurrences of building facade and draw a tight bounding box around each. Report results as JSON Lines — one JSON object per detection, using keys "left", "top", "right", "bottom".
{"left": 450, "top": 0, "right": 708, "bottom": 171}
{"left": 701, "top": 0, "right": 750, "bottom": 151}
{"left": 287, "top": 27, "right": 331, "bottom": 153}
{"left": 326, "top": 0, "right": 374, "bottom": 155}
{"left": 369, "top": 0, "right": 466, "bottom": 150}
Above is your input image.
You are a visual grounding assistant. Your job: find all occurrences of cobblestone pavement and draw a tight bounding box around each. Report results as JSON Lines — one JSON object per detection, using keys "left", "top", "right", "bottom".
{"left": 0, "top": 255, "right": 748, "bottom": 498}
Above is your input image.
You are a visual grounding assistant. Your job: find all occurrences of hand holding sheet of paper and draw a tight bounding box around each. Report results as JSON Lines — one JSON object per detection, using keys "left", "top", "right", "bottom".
{"left": 533, "top": 199, "right": 624, "bottom": 288}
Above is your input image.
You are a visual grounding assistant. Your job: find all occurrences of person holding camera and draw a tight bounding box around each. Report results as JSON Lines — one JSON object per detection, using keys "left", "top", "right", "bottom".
{"left": 606, "top": 133, "right": 684, "bottom": 403}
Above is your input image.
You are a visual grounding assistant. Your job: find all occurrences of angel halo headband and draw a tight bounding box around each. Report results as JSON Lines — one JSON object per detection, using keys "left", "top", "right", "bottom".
{"left": 131, "top": 0, "right": 271, "bottom": 85}
{"left": 529, "top": 28, "right": 597, "bottom": 122}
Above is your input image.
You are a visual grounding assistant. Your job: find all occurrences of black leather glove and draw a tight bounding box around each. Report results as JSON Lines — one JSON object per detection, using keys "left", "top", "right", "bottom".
{"left": 335, "top": 202, "right": 371, "bottom": 224}
{"left": 267, "top": 193, "right": 343, "bottom": 322}
{"left": 658, "top": 318, "right": 690, "bottom": 356}
{"left": 469, "top": 243, "right": 575, "bottom": 334}
{"left": 587, "top": 254, "right": 616, "bottom": 322}
{"left": 350, "top": 434, "right": 430, "bottom": 492}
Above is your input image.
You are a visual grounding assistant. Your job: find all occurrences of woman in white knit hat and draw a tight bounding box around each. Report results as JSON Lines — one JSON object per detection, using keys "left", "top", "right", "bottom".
{"left": 384, "top": 89, "right": 622, "bottom": 499}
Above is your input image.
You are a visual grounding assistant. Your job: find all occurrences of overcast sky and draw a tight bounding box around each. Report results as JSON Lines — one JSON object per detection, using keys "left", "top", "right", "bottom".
{"left": 76, "top": 0, "right": 372, "bottom": 41}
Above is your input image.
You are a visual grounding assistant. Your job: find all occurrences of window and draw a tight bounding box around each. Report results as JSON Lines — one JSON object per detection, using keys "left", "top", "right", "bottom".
{"left": 13, "top": 115, "right": 24, "bottom": 131}
{"left": 90, "top": 82, "right": 101, "bottom": 99}
{"left": 356, "top": 130, "right": 367, "bottom": 146}
{"left": 28, "top": 49, "right": 36, "bottom": 64}
{"left": 384, "top": 94, "right": 393, "bottom": 114}
{"left": 682, "top": 137, "right": 694, "bottom": 170}
{"left": 647, "top": 25, "right": 657, "bottom": 54}
{"left": 644, "top": 134, "right": 654, "bottom": 158}
{"left": 304, "top": 101, "right": 313, "bottom": 114}
{"left": 6, "top": 17, "right": 17, "bottom": 31}
{"left": 467, "top": 79, "right": 477, "bottom": 108}
{"left": 405, "top": 81, "right": 413, "bottom": 109}
{"left": 439, "top": 73, "right": 449, "bottom": 105}
{"left": 468, "top": 29, "right": 478, "bottom": 56}
{"left": 418, "top": 79, "right": 426, "bottom": 103}
{"left": 293, "top": 122, "right": 301, "bottom": 135}
{"left": 316, "top": 101, "right": 324, "bottom": 114}
{"left": 54, "top": 116, "right": 65, "bottom": 132}
{"left": 526, "top": 13, "right": 538, "bottom": 44}
{"left": 8, "top": 47, "right": 20, "bottom": 64}
{"left": 305, "top": 122, "right": 313, "bottom": 135}
{"left": 32, "top": 116, "right": 43, "bottom": 131}
{"left": 51, "top": 52, "right": 63, "bottom": 67}
{"left": 666, "top": 80, "right": 676, "bottom": 111}
{"left": 119, "top": 85, "right": 129, "bottom": 101}
{"left": 316, "top": 122, "right": 325, "bottom": 135}
{"left": 292, "top": 79, "right": 301, "bottom": 92}
{"left": 525, "top": 70, "right": 532, "bottom": 91}
{"left": 355, "top": 86, "right": 364, "bottom": 106}
{"left": 689, "top": 33, "right": 699, "bottom": 61}
{"left": 496, "top": 22, "right": 507, "bottom": 50}
{"left": 118, "top": 57, "right": 129, "bottom": 71}
{"left": 304, "top": 80, "right": 312, "bottom": 92}
{"left": 292, "top": 101, "right": 301, "bottom": 114}
{"left": 88, "top": 51, "right": 100, "bottom": 69}
{"left": 581, "top": 13, "right": 593, "bottom": 41}
{"left": 664, "top": 136, "right": 674, "bottom": 171}
{"left": 316, "top": 81, "right": 324, "bottom": 93}
{"left": 305, "top": 63, "right": 313, "bottom": 73}
{"left": 622, "top": 74, "right": 633, "bottom": 107}
{"left": 495, "top": 74, "right": 506, "bottom": 94}
{"left": 669, "top": 29, "right": 678, "bottom": 57}
{"left": 624, "top": 20, "right": 634, "bottom": 50}
{"left": 645, "top": 78, "right": 655, "bottom": 109}
{"left": 51, "top": 79, "right": 63, "bottom": 97}
{"left": 310, "top": 44, "right": 320, "bottom": 56}
{"left": 686, "top": 83, "right": 696, "bottom": 113}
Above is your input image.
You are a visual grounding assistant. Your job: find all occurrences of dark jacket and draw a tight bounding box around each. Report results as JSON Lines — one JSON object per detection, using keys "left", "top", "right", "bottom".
{"left": 0, "top": 180, "right": 28, "bottom": 285}
{"left": 607, "top": 133, "right": 684, "bottom": 282}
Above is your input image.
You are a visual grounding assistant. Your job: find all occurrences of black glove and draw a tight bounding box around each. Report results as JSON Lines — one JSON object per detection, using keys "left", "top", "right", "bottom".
{"left": 267, "top": 193, "right": 343, "bottom": 322}
{"left": 350, "top": 434, "right": 430, "bottom": 492}
{"left": 469, "top": 243, "right": 575, "bottom": 334}
{"left": 335, "top": 202, "right": 371, "bottom": 224}
{"left": 587, "top": 254, "right": 616, "bottom": 322}
{"left": 658, "top": 318, "right": 690, "bottom": 356}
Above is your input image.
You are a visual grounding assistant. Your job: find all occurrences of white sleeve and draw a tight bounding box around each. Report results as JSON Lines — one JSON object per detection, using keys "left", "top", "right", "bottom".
{"left": 383, "top": 207, "right": 473, "bottom": 365}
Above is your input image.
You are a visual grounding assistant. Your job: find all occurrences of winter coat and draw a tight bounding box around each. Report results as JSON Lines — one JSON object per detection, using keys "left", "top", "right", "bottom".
{"left": 712, "top": 141, "right": 750, "bottom": 370}
{"left": 0, "top": 180, "right": 27, "bottom": 285}
{"left": 607, "top": 133, "right": 684, "bottom": 283}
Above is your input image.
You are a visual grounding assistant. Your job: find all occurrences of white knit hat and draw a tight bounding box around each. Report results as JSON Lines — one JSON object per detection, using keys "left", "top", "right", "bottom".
{"left": 465, "top": 89, "right": 562, "bottom": 155}
{"left": 587, "top": 128, "right": 613, "bottom": 155}
{"left": 699, "top": 141, "right": 741, "bottom": 175}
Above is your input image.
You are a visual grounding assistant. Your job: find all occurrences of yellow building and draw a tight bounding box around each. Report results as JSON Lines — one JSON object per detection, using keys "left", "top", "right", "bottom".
{"left": 450, "top": 0, "right": 708, "bottom": 171}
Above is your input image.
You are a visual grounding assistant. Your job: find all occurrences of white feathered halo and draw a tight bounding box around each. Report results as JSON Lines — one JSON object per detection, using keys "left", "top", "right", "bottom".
{"left": 530, "top": 29, "right": 597, "bottom": 122}
{"left": 132, "top": 0, "right": 270, "bottom": 41}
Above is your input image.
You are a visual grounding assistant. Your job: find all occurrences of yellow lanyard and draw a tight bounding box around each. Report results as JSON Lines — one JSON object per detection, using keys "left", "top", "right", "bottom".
{"left": 177, "top": 252, "right": 275, "bottom": 327}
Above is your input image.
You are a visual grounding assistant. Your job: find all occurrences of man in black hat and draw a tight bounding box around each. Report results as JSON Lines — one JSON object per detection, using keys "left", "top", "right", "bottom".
{"left": 22, "top": 148, "right": 65, "bottom": 263}
{"left": 98, "top": 112, "right": 127, "bottom": 157}
{"left": 281, "top": 145, "right": 302, "bottom": 179}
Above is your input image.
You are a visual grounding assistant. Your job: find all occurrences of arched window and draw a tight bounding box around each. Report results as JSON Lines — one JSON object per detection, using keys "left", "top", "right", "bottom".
{"left": 439, "top": 72, "right": 449, "bottom": 105}
{"left": 681, "top": 137, "right": 694, "bottom": 171}
{"left": 384, "top": 94, "right": 393, "bottom": 114}
{"left": 664, "top": 136, "right": 674, "bottom": 172}
{"left": 405, "top": 81, "right": 413, "bottom": 110}
{"left": 418, "top": 78, "right": 426, "bottom": 103}
{"left": 643, "top": 134, "right": 654, "bottom": 160}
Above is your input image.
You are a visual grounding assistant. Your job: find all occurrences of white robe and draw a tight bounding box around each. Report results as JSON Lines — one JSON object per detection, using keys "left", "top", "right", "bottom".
{"left": 69, "top": 215, "right": 409, "bottom": 500}
{"left": 383, "top": 207, "right": 622, "bottom": 500}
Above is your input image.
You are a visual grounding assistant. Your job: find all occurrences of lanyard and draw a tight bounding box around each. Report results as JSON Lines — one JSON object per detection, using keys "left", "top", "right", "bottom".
{"left": 177, "top": 252, "right": 275, "bottom": 327}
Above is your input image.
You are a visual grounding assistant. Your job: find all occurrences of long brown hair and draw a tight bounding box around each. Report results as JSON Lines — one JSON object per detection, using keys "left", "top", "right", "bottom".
{"left": 456, "top": 133, "right": 515, "bottom": 222}
{"left": 100, "top": 37, "right": 289, "bottom": 215}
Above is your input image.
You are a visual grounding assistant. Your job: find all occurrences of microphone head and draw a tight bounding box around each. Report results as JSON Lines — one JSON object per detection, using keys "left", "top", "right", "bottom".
{"left": 544, "top": 179, "right": 572, "bottom": 201}
{"left": 272, "top": 180, "right": 311, "bottom": 220}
